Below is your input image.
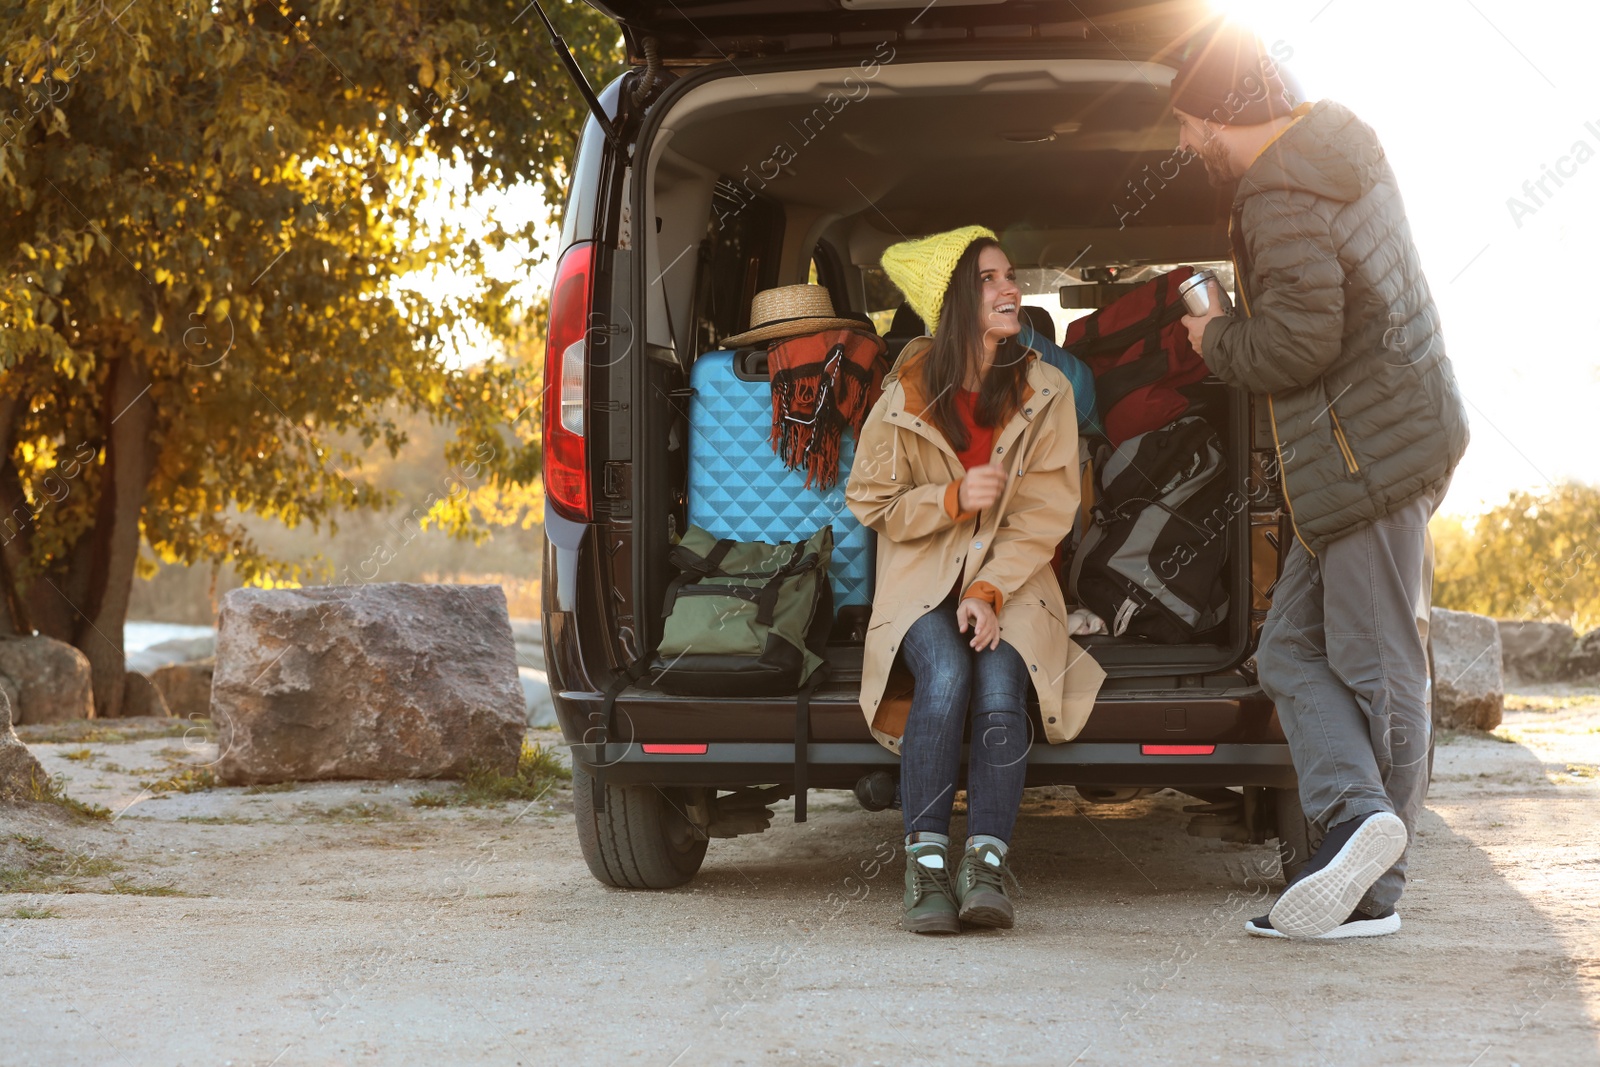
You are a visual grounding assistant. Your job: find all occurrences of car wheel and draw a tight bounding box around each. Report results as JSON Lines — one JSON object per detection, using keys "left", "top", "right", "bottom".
{"left": 573, "top": 768, "right": 709, "bottom": 889}
{"left": 1272, "top": 786, "right": 1322, "bottom": 883}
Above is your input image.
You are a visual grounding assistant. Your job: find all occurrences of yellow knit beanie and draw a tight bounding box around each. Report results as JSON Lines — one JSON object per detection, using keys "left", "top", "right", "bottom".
{"left": 879, "top": 225, "right": 997, "bottom": 336}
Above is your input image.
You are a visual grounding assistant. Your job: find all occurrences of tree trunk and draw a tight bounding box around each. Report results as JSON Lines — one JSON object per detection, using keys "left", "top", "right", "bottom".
{"left": 0, "top": 387, "right": 26, "bottom": 636}
{"left": 24, "top": 526, "right": 97, "bottom": 643}
{"left": 77, "top": 350, "right": 157, "bottom": 718}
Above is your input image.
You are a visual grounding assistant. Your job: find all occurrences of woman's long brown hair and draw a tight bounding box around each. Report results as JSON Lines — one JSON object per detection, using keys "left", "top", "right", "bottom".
{"left": 916, "top": 237, "right": 1029, "bottom": 452}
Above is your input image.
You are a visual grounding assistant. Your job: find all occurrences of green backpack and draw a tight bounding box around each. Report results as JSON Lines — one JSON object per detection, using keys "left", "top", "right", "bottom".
{"left": 651, "top": 524, "right": 834, "bottom": 696}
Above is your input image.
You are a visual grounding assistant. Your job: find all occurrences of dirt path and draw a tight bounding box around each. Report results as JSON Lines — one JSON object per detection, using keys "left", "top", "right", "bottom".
{"left": 3, "top": 697, "right": 1598, "bottom": 1067}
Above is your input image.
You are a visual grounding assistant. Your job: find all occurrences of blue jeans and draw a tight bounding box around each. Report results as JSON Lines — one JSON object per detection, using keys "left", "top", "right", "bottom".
{"left": 898, "top": 598, "right": 1032, "bottom": 841}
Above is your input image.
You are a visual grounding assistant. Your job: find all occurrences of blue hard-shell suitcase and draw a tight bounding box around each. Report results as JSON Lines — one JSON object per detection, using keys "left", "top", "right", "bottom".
{"left": 686, "top": 349, "right": 873, "bottom": 608}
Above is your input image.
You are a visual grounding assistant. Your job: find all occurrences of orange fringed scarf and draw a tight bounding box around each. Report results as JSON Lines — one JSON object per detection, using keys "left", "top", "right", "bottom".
{"left": 767, "top": 328, "right": 888, "bottom": 489}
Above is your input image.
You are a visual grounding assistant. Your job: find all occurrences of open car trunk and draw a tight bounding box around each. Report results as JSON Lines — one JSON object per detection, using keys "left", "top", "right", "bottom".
{"left": 603, "top": 46, "right": 1273, "bottom": 692}
{"left": 587, "top": 0, "right": 1215, "bottom": 65}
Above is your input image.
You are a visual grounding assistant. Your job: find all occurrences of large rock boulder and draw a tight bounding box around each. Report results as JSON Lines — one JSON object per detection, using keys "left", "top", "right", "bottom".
{"left": 0, "top": 675, "right": 46, "bottom": 801}
{"left": 151, "top": 658, "right": 214, "bottom": 720}
{"left": 210, "top": 583, "right": 526, "bottom": 784}
{"left": 1564, "top": 628, "right": 1600, "bottom": 681}
{"left": 1430, "top": 608, "right": 1504, "bottom": 731}
{"left": 1496, "top": 619, "right": 1580, "bottom": 685}
{"left": 0, "top": 635, "right": 93, "bottom": 724}
{"left": 121, "top": 672, "right": 172, "bottom": 718}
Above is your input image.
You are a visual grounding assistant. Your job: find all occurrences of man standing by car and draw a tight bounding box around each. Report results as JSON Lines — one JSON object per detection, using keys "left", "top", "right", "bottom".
{"left": 1173, "top": 23, "right": 1469, "bottom": 939}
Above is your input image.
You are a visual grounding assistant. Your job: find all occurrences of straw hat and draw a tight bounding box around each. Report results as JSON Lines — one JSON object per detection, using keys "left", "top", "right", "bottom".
{"left": 722, "top": 284, "right": 874, "bottom": 347}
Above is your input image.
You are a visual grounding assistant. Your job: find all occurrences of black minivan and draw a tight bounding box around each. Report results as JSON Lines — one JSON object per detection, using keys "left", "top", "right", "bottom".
{"left": 539, "top": 0, "right": 1319, "bottom": 890}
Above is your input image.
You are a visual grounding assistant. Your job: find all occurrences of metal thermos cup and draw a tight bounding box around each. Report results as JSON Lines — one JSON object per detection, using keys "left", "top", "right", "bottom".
{"left": 1178, "top": 270, "right": 1231, "bottom": 316}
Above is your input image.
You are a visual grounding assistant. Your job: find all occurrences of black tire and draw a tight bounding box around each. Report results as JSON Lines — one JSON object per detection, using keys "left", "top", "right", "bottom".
{"left": 572, "top": 768, "right": 708, "bottom": 889}
{"left": 1272, "top": 786, "right": 1321, "bottom": 883}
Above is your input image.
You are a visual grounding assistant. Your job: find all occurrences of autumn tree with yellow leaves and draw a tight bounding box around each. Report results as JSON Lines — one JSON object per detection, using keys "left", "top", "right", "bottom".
{"left": 1434, "top": 482, "right": 1600, "bottom": 631}
{"left": 0, "top": 1, "right": 622, "bottom": 714}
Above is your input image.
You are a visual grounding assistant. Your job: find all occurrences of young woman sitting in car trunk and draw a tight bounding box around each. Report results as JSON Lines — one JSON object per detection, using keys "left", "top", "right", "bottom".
{"left": 846, "top": 226, "right": 1106, "bottom": 934}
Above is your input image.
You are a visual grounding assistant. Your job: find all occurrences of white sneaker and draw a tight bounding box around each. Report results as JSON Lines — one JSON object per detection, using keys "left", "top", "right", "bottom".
{"left": 1268, "top": 811, "right": 1407, "bottom": 938}
{"left": 1246, "top": 908, "right": 1401, "bottom": 940}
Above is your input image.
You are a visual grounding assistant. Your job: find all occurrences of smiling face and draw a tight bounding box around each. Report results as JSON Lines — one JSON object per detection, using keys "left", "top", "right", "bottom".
{"left": 976, "top": 244, "right": 1022, "bottom": 345}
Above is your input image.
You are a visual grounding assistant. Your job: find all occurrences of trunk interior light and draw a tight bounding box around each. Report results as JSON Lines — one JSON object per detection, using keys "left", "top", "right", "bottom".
{"left": 1141, "top": 744, "right": 1217, "bottom": 756}
{"left": 641, "top": 744, "right": 709, "bottom": 755}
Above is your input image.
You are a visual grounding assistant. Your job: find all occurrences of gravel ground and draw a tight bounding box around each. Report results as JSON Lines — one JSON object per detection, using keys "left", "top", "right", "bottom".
{"left": 2, "top": 696, "right": 1598, "bottom": 1067}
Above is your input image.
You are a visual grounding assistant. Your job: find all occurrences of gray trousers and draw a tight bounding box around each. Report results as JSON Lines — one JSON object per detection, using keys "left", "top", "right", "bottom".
{"left": 1256, "top": 489, "right": 1439, "bottom": 913}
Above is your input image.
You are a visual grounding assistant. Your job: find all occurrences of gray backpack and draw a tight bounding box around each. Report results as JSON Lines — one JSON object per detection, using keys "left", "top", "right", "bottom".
{"left": 1068, "top": 416, "right": 1231, "bottom": 642}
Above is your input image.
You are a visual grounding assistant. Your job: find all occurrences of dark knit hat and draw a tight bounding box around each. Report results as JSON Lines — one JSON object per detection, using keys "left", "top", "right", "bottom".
{"left": 1170, "top": 22, "right": 1302, "bottom": 127}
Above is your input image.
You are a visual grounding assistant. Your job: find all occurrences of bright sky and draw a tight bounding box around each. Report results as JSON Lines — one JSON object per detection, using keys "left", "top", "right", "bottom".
{"left": 1214, "top": 0, "right": 1600, "bottom": 515}
{"left": 434, "top": 0, "right": 1599, "bottom": 518}
{"left": 395, "top": 156, "right": 557, "bottom": 366}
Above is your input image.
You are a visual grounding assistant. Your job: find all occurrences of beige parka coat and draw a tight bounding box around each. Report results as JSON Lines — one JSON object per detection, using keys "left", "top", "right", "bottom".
{"left": 845, "top": 337, "right": 1106, "bottom": 754}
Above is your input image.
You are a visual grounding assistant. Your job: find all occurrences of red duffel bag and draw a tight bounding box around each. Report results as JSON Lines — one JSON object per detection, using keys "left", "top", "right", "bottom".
{"left": 1064, "top": 266, "right": 1210, "bottom": 446}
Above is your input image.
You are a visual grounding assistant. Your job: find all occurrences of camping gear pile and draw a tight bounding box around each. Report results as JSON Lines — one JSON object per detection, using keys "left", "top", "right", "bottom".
{"left": 655, "top": 285, "right": 886, "bottom": 820}
{"left": 657, "top": 265, "right": 1235, "bottom": 692}
{"left": 639, "top": 265, "right": 1235, "bottom": 815}
{"left": 1063, "top": 265, "right": 1232, "bottom": 642}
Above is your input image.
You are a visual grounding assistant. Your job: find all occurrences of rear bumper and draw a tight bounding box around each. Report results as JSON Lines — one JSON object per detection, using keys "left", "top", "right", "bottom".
{"left": 571, "top": 740, "right": 1296, "bottom": 790}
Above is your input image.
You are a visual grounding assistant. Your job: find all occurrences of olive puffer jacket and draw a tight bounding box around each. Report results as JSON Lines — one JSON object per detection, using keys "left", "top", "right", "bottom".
{"left": 1200, "top": 100, "right": 1469, "bottom": 554}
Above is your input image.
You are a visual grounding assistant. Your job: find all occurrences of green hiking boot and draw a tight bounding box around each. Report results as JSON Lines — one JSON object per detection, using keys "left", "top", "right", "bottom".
{"left": 955, "top": 842, "right": 1016, "bottom": 929}
{"left": 902, "top": 843, "right": 961, "bottom": 935}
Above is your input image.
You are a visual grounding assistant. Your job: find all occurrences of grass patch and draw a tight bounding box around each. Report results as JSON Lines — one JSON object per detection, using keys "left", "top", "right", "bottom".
{"left": 2, "top": 834, "right": 122, "bottom": 893}
{"left": 7, "top": 905, "right": 61, "bottom": 919}
{"left": 412, "top": 740, "right": 571, "bottom": 809}
{"left": 0, "top": 872, "right": 52, "bottom": 895}
{"left": 243, "top": 780, "right": 298, "bottom": 794}
{"left": 60, "top": 748, "right": 97, "bottom": 762}
{"left": 107, "top": 876, "right": 190, "bottom": 897}
{"left": 177, "top": 814, "right": 254, "bottom": 825}
{"left": 27, "top": 772, "right": 112, "bottom": 821}
{"left": 139, "top": 767, "right": 216, "bottom": 794}
{"left": 1565, "top": 763, "right": 1598, "bottom": 779}
{"left": 17, "top": 719, "right": 206, "bottom": 745}
{"left": 2, "top": 834, "right": 193, "bottom": 898}
{"left": 461, "top": 740, "right": 571, "bottom": 805}
{"left": 297, "top": 800, "right": 404, "bottom": 823}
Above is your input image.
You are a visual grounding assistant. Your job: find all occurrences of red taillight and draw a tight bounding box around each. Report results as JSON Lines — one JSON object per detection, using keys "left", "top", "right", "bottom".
{"left": 1141, "top": 744, "right": 1216, "bottom": 755}
{"left": 542, "top": 241, "right": 594, "bottom": 521}
{"left": 641, "top": 744, "right": 708, "bottom": 755}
